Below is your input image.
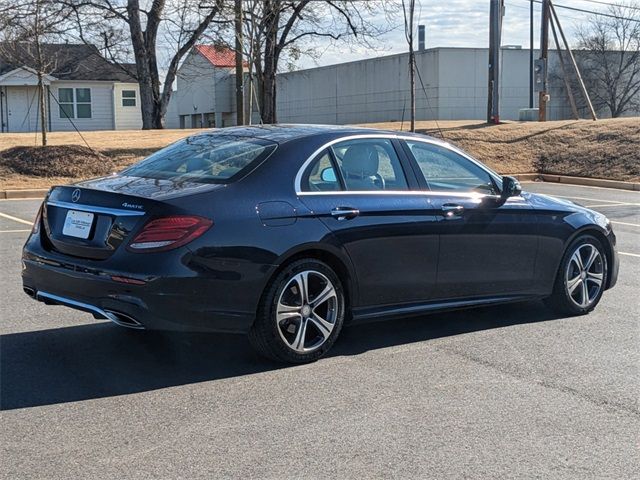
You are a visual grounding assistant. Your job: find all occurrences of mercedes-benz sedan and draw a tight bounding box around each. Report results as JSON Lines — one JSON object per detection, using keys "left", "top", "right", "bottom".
{"left": 22, "top": 125, "right": 619, "bottom": 363}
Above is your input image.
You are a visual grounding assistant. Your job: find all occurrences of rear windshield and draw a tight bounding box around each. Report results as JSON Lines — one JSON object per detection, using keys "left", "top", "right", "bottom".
{"left": 121, "top": 134, "right": 277, "bottom": 184}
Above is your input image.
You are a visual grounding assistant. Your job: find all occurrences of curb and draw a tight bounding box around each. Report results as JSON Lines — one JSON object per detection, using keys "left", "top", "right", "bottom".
{"left": 1, "top": 175, "right": 638, "bottom": 198}
{"left": 0, "top": 189, "right": 50, "bottom": 200}
{"left": 509, "top": 173, "right": 640, "bottom": 191}
{"left": 537, "top": 174, "right": 640, "bottom": 192}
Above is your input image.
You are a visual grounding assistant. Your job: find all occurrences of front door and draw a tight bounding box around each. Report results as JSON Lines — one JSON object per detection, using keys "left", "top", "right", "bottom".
{"left": 401, "top": 139, "right": 539, "bottom": 300}
{"left": 7, "top": 87, "right": 35, "bottom": 132}
{"left": 297, "top": 137, "right": 440, "bottom": 309}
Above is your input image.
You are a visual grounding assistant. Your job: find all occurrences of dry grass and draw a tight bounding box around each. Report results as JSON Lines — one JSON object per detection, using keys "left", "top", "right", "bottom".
{"left": 0, "top": 119, "right": 638, "bottom": 189}
{"left": 365, "top": 118, "right": 640, "bottom": 182}
{"left": 0, "top": 129, "right": 200, "bottom": 189}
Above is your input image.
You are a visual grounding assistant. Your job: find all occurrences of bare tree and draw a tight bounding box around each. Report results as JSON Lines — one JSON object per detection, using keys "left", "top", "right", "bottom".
{"left": 0, "top": 0, "right": 72, "bottom": 144}
{"left": 575, "top": 1, "right": 640, "bottom": 117}
{"left": 64, "top": 0, "right": 226, "bottom": 129}
{"left": 239, "top": 0, "right": 397, "bottom": 124}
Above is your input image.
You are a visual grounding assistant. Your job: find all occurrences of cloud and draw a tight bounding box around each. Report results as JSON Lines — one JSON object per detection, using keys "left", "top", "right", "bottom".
{"left": 296, "top": 0, "right": 623, "bottom": 69}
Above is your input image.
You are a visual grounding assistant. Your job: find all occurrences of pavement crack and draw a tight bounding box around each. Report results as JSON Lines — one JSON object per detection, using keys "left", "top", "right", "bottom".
{"left": 436, "top": 344, "right": 640, "bottom": 418}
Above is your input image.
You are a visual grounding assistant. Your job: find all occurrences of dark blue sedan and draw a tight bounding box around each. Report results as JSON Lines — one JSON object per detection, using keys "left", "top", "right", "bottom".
{"left": 22, "top": 125, "right": 619, "bottom": 363}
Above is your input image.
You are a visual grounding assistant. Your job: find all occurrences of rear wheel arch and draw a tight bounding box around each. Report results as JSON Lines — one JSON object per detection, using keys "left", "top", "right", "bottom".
{"left": 259, "top": 246, "right": 356, "bottom": 320}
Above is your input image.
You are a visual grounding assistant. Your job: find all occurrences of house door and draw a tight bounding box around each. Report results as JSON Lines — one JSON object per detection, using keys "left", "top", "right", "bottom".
{"left": 7, "top": 87, "right": 36, "bottom": 132}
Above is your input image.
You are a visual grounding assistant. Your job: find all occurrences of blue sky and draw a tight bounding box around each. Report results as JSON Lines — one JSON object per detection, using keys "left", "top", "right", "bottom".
{"left": 297, "top": 0, "right": 625, "bottom": 68}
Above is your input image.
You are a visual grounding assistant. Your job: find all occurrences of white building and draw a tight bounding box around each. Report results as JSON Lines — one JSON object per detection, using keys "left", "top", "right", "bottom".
{"left": 0, "top": 43, "right": 142, "bottom": 133}
{"left": 173, "top": 45, "right": 243, "bottom": 129}
{"left": 170, "top": 45, "right": 639, "bottom": 127}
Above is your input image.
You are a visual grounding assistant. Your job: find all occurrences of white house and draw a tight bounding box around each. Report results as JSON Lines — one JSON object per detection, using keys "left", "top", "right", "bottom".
{"left": 173, "top": 45, "right": 254, "bottom": 129}
{"left": 0, "top": 43, "right": 142, "bottom": 133}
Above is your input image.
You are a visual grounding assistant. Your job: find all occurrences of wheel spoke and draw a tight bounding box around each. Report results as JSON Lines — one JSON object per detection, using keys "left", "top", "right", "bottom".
{"left": 311, "top": 284, "right": 336, "bottom": 308}
{"left": 291, "top": 318, "right": 308, "bottom": 352}
{"left": 308, "top": 312, "right": 333, "bottom": 339}
{"left": 571, "top": 250, "right": 584, "bottom": 271}
{"left": 276, "top": 303, "right": 301, "bottom": 323}
{"left": 587, "top": 271, "right": 603, "bottom": 287}
{"left": 584, "top": 246, "right": 599, "bottom": 271}
{"left": 567, "top": 275, "right": 582, "bottom": 294}
{"left": 580, "top": 280, "right": 590, "bottom": 307}
{"left": 294, "top": 272, "right": 310, "bottom": 305}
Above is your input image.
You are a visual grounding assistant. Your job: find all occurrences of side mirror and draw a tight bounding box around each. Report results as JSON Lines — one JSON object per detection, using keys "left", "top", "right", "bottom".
{"left": 501, "top": 176, "right": 522, "bottom": 200}
{"left": 321, "top": 167, "right": 337, "bottom": 183}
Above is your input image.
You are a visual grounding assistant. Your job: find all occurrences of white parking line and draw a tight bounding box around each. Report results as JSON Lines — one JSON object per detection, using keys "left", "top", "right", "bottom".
{"left": 554, "top": 195, "right": 625, "bottom": 204}
{"left": 584, "top": 203, "right": 636, "bottom": 208}
{"left": 0, "top": 229, "right": 30, "bottom": 234}
{"left": 620, "top": 252, "right": 640, "bottom": 258}
{"left": 522, "top": 181, "right": 640, "bottom": 194}
{"left": 611, "top": 220, "right": 640, "bottom": 228}
{"left": 0, "top": 211, "right": 33, "bottom": 226}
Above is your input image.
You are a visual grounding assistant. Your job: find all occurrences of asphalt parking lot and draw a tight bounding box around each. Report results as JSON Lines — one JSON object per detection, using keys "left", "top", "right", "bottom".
{"left": 1, "top": 182, "right": 638, "bottom": 479}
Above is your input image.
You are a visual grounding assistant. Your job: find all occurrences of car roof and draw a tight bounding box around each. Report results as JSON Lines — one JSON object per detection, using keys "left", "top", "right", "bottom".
{"left": 189, "top": 124, "right": 443, "bottom": 145}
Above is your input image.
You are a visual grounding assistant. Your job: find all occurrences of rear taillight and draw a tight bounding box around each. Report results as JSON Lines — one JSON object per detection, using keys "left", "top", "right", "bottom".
{"left": 127, "top": 215, "right": 212, "bottom": 252}
{"left": 31, "top": 204, "right": 43, "bottom": 234}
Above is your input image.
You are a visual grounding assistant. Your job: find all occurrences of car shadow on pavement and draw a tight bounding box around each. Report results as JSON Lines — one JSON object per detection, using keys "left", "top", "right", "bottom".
{"left": 1, "top": 300, "right": 562, "bottom": 410}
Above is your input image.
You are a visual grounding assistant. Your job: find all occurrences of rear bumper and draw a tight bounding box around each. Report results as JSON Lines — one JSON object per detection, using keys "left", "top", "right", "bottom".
{"left": 22, "top": 239, "right": 270, "bottom": 334}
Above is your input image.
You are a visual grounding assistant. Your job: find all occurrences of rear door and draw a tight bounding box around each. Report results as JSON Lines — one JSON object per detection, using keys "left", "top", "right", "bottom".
{"left": 401, "top": 139, "right": 539, "bottom": 299}
{"left": 297, "top": 137, "right": 440, "bottom": 309}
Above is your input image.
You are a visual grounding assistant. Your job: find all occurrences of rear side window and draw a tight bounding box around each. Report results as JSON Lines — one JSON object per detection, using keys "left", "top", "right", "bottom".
{"left": 301, "top": 150, "right": 342, "bottom": 192}
{"left": 122, "top": 135, "right": 277, "bottom": 184}
{"left": 405, "top": 141, "right": 498, "bottom": 194}
{"left": 333, "top": 139, "right": 408, "bottom": 191}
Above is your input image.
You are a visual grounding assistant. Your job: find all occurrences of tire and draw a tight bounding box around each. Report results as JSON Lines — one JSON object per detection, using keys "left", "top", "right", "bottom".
{"left": 248, "top": 259, "right": 345, "bottom": 363}
{"left": 544, "top": 234, "right": 608, "bottom": 316}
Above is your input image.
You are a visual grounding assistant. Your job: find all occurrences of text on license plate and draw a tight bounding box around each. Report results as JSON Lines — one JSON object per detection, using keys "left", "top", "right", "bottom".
{"left": 62, "top": 210, "right": 94, "bottom": 239}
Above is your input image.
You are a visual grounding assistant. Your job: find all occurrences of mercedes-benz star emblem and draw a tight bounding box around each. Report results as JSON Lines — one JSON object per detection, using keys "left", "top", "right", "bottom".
{"left": 71, "top": 189, "right": 81, "bottom": 203}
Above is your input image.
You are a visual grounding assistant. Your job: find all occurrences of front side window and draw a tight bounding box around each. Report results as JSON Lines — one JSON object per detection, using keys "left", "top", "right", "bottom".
{"left": 122, "top": 134, "right": 277, "bottom": 184}
{"left": 58, "top": 88, "right": 92, "bottom": 119}
{"left": 122, "top": 89, "right": 136, "bottom": 107}
{"left": 332, "top": 139, "right": 408, "bottom": 191}
{"left": 405, "top": 140, "right": 497, "bottom": 194}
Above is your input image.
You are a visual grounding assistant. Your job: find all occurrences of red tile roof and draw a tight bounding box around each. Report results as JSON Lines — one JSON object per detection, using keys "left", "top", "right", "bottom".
{"left": 195, "top": 45, "right": 242, "bottom": 68}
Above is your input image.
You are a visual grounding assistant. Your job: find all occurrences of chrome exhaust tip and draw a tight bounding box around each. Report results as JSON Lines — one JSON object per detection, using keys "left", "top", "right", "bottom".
{"left": 35, "top": 291, "right": 145, "bottom": 330}
{"left": 104, "top": 311, "right": 145, "bottom": 330}
{"left": 23, "top": 286, "right": 37, "bottom": 298}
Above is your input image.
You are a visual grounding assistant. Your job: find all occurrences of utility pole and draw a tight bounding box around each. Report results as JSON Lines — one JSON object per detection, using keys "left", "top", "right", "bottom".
{"left": 529, "top": 0, "right": 534, "bottom": 108}
{"left": 538, "top": 0, "right": 550, "bottom": 121}
{"left": 549, "top": 2, "right": 597, "bottom": 121}
{"left": 234, "top": 0, "right": 244, "bottom": 126}
{"left": 550, "top": 15, "right": 579, "bottom": 119}
{"left": 402, "top": 0, "right": 416, "bottom": 132}
{"left": 487, "top": 0, "right": 504, "bottom": 124}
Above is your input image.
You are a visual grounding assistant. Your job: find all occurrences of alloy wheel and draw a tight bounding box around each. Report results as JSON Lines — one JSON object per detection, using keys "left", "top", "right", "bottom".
{"left": 276, "top": 270, "right": 339, "bottom": 353}
{"left": 565, "top": 243, "right": 604, "bottom": 309}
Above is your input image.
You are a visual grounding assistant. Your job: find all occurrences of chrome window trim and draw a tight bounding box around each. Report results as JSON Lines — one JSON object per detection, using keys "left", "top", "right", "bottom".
{"left": 47, "top": 200, "right": 146, "bottom": 217}
{"left": 294, "top": 134, "right": 502, "bottom": 195}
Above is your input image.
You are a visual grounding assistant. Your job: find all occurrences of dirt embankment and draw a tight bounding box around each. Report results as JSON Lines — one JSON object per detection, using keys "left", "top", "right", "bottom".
{"left": 367, "top": 118, "right": 640, "bottom": 182}
{"left": 0, "top": 120, "right": 638, "bottom": 189}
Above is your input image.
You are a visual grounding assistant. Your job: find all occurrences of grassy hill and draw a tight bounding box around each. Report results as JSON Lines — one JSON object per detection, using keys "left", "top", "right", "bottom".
{"left": 1, "top": 119, "right": 638, "bottom": 190}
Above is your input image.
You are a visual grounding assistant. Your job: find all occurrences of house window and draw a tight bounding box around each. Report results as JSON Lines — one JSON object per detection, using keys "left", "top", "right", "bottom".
{"left": 122, "top": 90, "right": 136, "bottom": 107}
{"left": 58, "top": 88, "right": 74, "bottom": 118}
{"left": 58, "top": 88, "right": 92, "bottom": 119}
{"left": 76, "top": 88, "right": 91, "bottom": 118}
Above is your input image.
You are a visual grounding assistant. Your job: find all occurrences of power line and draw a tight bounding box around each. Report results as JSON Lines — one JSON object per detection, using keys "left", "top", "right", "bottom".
{"left": 578, "top": 0, "right": 640, "bottom": 12}
{"left": 523, "top": 0, "right": 640, "bottom": 22}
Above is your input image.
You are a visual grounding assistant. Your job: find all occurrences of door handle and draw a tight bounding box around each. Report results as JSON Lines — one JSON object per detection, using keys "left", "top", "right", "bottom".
{"left": 442, "top": 204, "right": 464, "bottom": 218}
{"left": 331, "top": 207, "right": 360, "bottom": 221}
